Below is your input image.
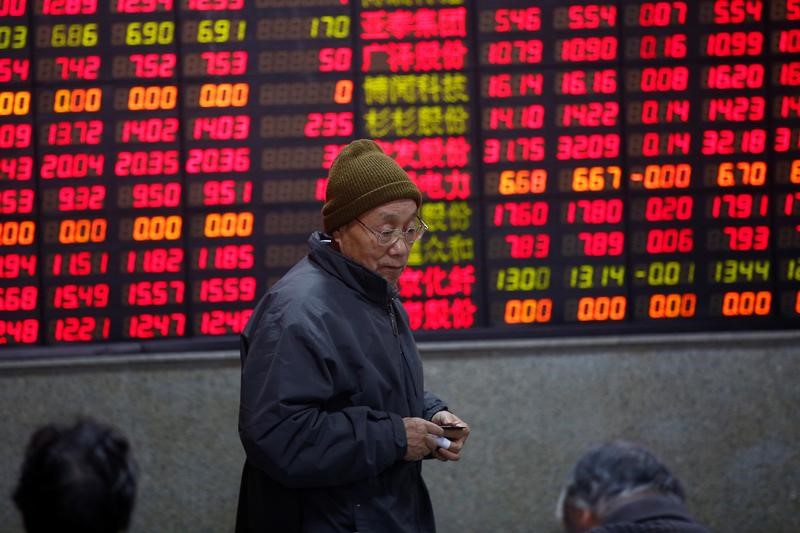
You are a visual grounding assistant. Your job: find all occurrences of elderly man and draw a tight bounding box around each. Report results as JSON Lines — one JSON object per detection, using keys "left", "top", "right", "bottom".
{"left": 557, "top": 441, "right": 711, "bottom": 533}
{"left": 237, "top": 139, "right": 470, "bottom": 532}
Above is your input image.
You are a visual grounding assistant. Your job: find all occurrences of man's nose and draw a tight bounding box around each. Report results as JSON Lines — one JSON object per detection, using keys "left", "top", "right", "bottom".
{"left": 387, "top": 237, "right": 411, "bottom": 254}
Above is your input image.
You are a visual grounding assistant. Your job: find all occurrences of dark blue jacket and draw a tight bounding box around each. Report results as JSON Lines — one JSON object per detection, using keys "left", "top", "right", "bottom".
{"left": 237, "top": 232, "right": 447, "bottom": 532}
{"left": 588, "top": 496, "right": 711, "bottom": 533}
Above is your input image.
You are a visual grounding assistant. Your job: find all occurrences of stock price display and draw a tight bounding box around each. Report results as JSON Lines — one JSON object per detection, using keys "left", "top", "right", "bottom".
{"left": 0, "top": 0, "right": 798, "bottom": 350}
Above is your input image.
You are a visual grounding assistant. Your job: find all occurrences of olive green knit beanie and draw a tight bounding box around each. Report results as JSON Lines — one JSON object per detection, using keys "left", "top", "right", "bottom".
{"left": 322, "top": 139, "right": 421, "bottom": 233}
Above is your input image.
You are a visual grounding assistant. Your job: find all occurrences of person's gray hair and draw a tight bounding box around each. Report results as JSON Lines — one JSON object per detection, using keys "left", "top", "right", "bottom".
{"left": 556, "top": 441, "right": 685, "bottom": 521}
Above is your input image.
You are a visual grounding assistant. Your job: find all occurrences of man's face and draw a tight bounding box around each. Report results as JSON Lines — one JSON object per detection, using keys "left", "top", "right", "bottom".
{"left": 332, "top": 199, "right": 418, "bottom": 286}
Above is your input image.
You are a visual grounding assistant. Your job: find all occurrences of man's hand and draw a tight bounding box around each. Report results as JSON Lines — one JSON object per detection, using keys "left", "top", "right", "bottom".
{"left": 403, "top": 417, "right": 443, "bottom": 461}
{"left": 430, "top": 411, "right": 470, "bottom": 462}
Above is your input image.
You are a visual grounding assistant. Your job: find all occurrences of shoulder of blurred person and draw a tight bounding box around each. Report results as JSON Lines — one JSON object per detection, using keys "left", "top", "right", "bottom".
{"left": 557, "top": 441, "right": 711, "bottom": 533}
{"left": 13, "top": 418, "right": 137, "bottom": 533}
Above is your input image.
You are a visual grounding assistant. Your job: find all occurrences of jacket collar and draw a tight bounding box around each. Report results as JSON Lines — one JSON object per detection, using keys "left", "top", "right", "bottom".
{"left": 602, "top": 496, "right": 695, "bottom": 525}
{"left": 307, "top": 231, "right": 396, "bottom": 306}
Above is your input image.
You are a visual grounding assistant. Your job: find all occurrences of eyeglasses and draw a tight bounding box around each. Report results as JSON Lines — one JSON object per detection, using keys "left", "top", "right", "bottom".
{"left": 355, "top": 216, "right": 428, "bottom": 247}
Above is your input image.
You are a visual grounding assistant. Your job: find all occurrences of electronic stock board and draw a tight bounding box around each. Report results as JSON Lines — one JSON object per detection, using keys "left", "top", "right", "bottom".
{"left": 0, "top": 0, "right": 799, "bottom": 352}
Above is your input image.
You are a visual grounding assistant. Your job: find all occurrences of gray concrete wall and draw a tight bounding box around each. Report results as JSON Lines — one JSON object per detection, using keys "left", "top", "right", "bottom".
{"left": 1, "top": 331, "right": 798, "bottom": 533}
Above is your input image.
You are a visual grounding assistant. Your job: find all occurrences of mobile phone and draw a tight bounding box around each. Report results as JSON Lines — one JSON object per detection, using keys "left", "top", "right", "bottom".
{"left": 439, "top": 424, "right": 466, "bottom": 431}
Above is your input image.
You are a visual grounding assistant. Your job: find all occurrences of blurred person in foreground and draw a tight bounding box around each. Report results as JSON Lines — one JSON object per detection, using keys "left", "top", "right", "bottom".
{"left": 236, "top": 139, "right": 470, "bottom": 532}
{"left": 557, "top": 441, "right": 711, "bottom": 533}
{"left": 13, "top": 418, "right": 137, "bottom": 533}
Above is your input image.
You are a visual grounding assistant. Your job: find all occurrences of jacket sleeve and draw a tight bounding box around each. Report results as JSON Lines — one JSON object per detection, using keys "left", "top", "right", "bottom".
{"left": 423, "top": 391, "right": 448, "bottom": 421}
{"left": 239, "top": 312, "right": 407, "bottom": 489}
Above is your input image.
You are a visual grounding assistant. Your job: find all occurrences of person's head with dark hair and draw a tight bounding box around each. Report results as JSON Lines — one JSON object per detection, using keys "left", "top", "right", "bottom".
{"left": 13, "top": 418, "right": 137, "bottom": 533}
{"left": 557, "top": 441, "right": 709, "bottom": 533}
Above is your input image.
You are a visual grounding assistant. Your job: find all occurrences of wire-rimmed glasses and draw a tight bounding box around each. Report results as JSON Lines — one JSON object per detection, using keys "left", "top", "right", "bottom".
{"left": 354, "top": 216, "right": 428, "bottom": 247}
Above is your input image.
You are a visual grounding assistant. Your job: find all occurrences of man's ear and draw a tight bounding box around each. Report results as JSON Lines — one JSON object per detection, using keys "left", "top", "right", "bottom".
{"left": 563, "top": 504, "right": 599, "bottom": 533}
{"left": 575, "top": 507, "right": 599, "bottom": 531}
{"left": 330, "top": 228, "right": 343, "bottom": 249}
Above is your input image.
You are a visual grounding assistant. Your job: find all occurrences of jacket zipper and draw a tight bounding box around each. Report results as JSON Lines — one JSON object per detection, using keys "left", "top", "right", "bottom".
{"left": 387, "top": 301, "right": 399, "bottom": 337}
